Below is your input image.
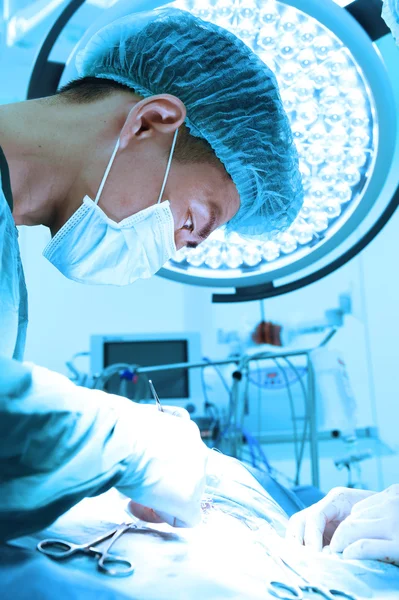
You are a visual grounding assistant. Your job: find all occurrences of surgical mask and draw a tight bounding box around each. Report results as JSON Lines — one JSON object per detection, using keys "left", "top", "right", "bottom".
{"left": 43, "top": 129, "right": 178, "bottom": 286}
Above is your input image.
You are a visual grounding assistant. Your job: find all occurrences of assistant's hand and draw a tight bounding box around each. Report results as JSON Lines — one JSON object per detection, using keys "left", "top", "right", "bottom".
{"left": 116, "top": 402, "right": 208, "bottom": 528}
{"left": 329, "top": 484, "right": 399, "bottom": 565}
{"left": 286, "top": 487, "right": 375, "bottom": 551}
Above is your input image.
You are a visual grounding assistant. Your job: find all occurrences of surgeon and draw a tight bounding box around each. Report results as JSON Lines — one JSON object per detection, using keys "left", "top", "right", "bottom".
{"left": 0, "top": 8, "right": 302, "bottom": 541}
{"left": 286, "top": 2, "right": 399, "bottom": 565}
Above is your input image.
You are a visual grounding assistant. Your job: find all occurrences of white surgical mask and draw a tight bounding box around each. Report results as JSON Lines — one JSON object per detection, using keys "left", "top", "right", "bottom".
{"left": 43, "top": 129, "right": 178, "bottom": 285}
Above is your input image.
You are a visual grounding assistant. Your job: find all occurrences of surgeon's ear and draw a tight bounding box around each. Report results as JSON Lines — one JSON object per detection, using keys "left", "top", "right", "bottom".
{"left": 119, "top": 94, "right": 186, "bottom": 148}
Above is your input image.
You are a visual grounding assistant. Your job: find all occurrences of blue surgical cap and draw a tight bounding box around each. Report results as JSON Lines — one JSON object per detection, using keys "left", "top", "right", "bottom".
{"left": 382, "top": 0, "right": 399, "bottom": 45}
{"left": 76, "top": 7, "right": 303, "bottom": 238}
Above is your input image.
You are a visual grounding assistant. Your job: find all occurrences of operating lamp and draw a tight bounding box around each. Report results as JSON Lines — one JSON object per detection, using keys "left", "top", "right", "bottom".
{"left": 25, "top": 0, "right": 399, "bottom": 301}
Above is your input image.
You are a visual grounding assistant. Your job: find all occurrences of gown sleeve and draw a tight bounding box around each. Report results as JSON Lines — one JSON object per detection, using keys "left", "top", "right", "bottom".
{"left": 0, "top": 358, "right": 138, "bottom": 542}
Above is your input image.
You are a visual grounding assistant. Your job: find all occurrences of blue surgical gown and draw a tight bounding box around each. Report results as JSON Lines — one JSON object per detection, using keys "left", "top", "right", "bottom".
{"left": 0, "top": 147, "right": 28, "bottom": 361}
{"left": 0, "top": 148, "right": 135, "bottom": 542}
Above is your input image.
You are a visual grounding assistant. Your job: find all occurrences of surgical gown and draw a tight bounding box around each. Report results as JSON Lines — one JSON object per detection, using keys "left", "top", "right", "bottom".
{"left": 0, "top": 147, "right": 142, "bottom": 542}
{"left": 0, "top": 146, "right": 28, "bottom": 361}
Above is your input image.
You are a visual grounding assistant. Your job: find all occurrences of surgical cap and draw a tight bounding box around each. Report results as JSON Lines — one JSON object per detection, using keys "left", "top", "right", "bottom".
{"left": 382, "top": 0, "right": 399, "bottom": 45}
{"left": 76, "top": 7, "right": 303, "bottom": 238}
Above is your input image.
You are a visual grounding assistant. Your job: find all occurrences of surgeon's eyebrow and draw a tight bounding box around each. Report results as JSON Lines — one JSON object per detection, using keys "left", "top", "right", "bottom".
{"left": 197, "top": 202, "right": 220, "bottom": 242}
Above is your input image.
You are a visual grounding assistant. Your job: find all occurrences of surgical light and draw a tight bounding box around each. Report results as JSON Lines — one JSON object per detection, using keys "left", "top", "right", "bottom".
{"left": 28, "top": 0, "right": 397, "bottom": 301}
{"left": 167, "top": 0, "right": 376, "bottom": 281}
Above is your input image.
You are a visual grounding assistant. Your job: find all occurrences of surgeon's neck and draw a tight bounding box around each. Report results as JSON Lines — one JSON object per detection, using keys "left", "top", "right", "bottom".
{"left": 0, "top": 94, "right": 132, "bottom": 230}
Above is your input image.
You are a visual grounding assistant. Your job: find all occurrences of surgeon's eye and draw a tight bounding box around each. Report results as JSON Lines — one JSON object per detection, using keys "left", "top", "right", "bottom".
{"left": 182, "top": 213, "right": 194, "bottom": 233}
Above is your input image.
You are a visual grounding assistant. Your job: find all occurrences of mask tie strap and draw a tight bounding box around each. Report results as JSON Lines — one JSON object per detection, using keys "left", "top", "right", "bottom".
{"left": 157, "top": 129, "right": 178, "bottom": 204}
{"left": 94, "top": 128, "right": 177, "bottom": 207}
{"left": 94, "top": 138, "right": 120, "bottom": 206}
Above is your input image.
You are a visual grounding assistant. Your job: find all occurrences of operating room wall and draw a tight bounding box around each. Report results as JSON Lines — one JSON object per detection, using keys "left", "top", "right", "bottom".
{"left": 356, "top": 32, "right": 399, "bottom": 491}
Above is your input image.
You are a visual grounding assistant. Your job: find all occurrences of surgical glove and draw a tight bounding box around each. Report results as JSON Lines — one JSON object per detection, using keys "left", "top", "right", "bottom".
{"left": 286, "top": 487, "right": 375, "bottom": 551}
{"left": 116, "top": 402, "right": 208, "bottom": 528}
{"left": 329, "top": 484, "right": 399, "bottom": 565}
{"left": 123, "top": 404, "right": 192, "bottom": 526}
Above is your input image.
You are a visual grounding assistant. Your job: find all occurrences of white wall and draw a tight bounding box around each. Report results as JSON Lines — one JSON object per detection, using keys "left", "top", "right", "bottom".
{"left": 360, "top": 204, "right": 399, "bottom": 487}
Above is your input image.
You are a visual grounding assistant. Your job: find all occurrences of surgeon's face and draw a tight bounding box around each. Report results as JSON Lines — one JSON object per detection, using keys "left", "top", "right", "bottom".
{"left": 98, "top": 143, "right": 240, "bottom": 251}
{"left": 87, "top": 95, "right": 240, "bottom": 250}
{"left": 165, "top": 161, "right": 240, "bottom": 250}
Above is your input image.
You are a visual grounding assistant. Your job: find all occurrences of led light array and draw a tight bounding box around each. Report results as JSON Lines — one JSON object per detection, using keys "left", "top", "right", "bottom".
{"left": 171, "top": 0, "right": 375, "bottom": 272}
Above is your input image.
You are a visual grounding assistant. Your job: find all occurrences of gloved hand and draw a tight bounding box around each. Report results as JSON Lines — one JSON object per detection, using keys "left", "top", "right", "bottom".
{"left": 286, "top": 487, "right": 375, "bottom": 551}
{"left": 123, "top": 404, "right": 197, "bottom": 526}
{"left": 1, "top": 362, "right": 207, "bottom": 536}
{"left": 329, "top": 485, "right": 399, "bottom": 565}
{"left": 116, "top": 401, "right": 208, "bottom": 528}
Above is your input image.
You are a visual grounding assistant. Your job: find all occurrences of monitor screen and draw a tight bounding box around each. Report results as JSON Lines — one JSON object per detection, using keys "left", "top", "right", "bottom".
{"left": 103, "top": 340, "right": 189, "bottom": 400}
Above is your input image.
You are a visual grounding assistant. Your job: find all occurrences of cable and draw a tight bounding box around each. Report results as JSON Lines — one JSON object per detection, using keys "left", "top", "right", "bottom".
{"left": 240, "top": 359, "right": 260, "bottom": 438}
{"left": 272, "top": 358, "right": 300, "bottom": 472}
{"left": 65, "top": 351, "right": 90, "bottom": 385}
{"left": 200, "top": 365, "right": 220, "bottom": 425}
{"left": 281, "top": 357, "right": 310, "bottom": 486}
{"left": 201, "top": 357, "right": 236, "bottom": 445}
{"left": 241, "top": 427, "right": 272, "bottom": 473}
{"left": 247, "top": 355, "right": 310, "bottom": 486}
{"left": 200, "top": 364, "right": 223, "bottom": 425}
{"left": 257, "top": 359, "right": 262, "bottom": 439}
{"left": 242, "top": 355, "right": 302, "bottom": 483}
{"left": 200, "top": 365, "right": 211, "bottom": 406}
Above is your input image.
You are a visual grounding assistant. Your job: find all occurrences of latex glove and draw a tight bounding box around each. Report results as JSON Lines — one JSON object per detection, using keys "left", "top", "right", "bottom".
{"left": 116, "top": 402, "right": 208, "bottom": 528}
{"left": 329, "top": 484, "right": 399, "bottom": 565}
{"left": 124, "top": 404, "right": 192, "bottom": 526}
{"left": 286, "top": 487, "right": 375, "bottom": 551}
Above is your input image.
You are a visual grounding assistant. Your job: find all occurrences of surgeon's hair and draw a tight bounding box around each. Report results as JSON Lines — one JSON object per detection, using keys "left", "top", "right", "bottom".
{"left": 56, "top": 77, "right": 229, "bottom": 172}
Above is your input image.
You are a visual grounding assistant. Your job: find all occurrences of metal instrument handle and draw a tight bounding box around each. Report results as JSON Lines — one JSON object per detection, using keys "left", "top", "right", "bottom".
{"left": 149, "top": 379, "right": 163, "bottom": 411}
{"left": 268, "top": 580, "right": 303, "bottom": 599}
{"left": 98, "top": 553, "right": 135, "bottom": 577}
{"left": 302, "top": 584, "right": 339, "bottom": 600}
{"left": 37, "top": 539, "right": 79, "bottom": 559}
{"left": 329, "top": 589, "right": 358, "bottom": 600}
{"left": 37, "top": 526, "right": 119, "bottom": 559}
{"left": 97, "top": 522, "right": 135, "bottom": 577}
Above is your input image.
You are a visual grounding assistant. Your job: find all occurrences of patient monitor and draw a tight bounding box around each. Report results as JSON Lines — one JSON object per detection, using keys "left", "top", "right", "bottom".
{"left": 90, "top": 332, "right": 204, "bottom": 414}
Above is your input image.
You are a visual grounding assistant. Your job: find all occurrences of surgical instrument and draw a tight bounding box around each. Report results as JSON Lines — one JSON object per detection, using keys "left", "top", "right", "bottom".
{"left": 267, "top": 579, "right": 303, "bottom": 599}
{"left": 256, "top": 536, "right": 358, "bottom": 600}
{"left": 37, "top": 522, "right": 135, "bottom": 577}
{"left": 275, "top": 555, "right": 359, "bottom": 600}
{"left": 149, "top": 379, "right": 164, "bottom": 412}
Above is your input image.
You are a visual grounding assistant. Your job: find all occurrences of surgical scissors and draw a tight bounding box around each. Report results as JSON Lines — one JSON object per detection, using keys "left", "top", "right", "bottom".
{"left": 37, "top": 522, "right": 135, "bottom": 577}
{"left": 266, "top": 554, "right": 359, "bottom": 600}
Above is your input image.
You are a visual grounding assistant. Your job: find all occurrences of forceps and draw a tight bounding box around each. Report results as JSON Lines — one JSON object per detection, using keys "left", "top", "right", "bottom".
{"left": 149, "top": 379, "right": 164, "bottom": 412}
{"left": 37, "top": 522, "right": 135, "bottom": 577}
{"left": 266, "top": 553, "right": 359, "bottom": 600}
